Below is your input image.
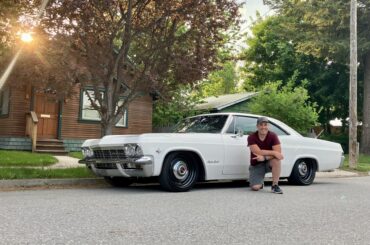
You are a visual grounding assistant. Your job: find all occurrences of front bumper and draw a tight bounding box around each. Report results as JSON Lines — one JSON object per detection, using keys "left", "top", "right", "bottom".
{"left": 339, "top": 154, "right": 345, "bottom": 168}
{"left": 79, "top": 155, "right": 154, "bottom": 177}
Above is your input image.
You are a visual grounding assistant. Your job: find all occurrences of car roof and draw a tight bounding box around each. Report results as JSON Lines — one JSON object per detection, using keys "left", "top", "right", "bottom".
{"left": 189, "top": 112, "right": 302, "bottom": 136}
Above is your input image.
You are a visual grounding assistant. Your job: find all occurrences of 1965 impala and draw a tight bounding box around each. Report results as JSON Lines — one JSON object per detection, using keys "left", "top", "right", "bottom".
{"left": 79, "top": 113, "right": 345, "bottom": 192}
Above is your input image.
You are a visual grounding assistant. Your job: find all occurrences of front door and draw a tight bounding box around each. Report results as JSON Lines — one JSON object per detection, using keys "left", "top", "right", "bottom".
{"left": 34, "top": 92, "right": 59, "bottom": 139}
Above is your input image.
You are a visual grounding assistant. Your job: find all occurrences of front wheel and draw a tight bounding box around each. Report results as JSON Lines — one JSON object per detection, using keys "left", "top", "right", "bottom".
{"left": 159, "top": 152, "right": 199, "bottom": 192}
{"left": 288, "top": 159, "right": 316, "bottom": 185}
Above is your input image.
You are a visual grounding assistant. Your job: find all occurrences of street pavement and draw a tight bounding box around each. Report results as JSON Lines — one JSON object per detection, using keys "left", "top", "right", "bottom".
{"left": 0, "top": 156, "right": 367, "bottom": 189}
{"left": 1, "top": 176, "right": 370, "bottom": 244}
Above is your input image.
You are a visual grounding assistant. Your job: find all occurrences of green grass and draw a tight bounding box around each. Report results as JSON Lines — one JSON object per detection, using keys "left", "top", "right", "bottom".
{"left": 68, "top": 151, "right": 83, "bottom": 159}
{"left": 341, "top": 154, "right": 370, "bottom": 172}
{"left": 0, "top": 167, "right": 95, "bottom": 179}
{"left": 0, "top": 150, "right": 57, "bottom": 167}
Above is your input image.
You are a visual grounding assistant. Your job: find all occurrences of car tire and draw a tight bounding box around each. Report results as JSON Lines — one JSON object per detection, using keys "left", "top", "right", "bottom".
{"left": 288, "top": 159, "right": 316, "bottom": 185}
{"left": 159, "top": 152, "right": 199, "bottom": 192}
{"left": 104, "top": 177, "right": 133, "bottom": 187}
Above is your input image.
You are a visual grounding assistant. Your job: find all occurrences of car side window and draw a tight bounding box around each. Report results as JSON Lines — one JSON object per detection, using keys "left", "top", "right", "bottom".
{"left": 226, "top": 116, "right": 288, "bottom": 136}
{"left": 226, "top": 116, "right": 256, "bottom": 135}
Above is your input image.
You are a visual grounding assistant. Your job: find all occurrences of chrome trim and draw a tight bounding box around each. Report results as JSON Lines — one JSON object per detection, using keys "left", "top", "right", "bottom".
{"left": 85, "top": 155, "right": 154, "bottom": 177}
{"left": 339, "top": 155, "right": 345, "bottom": 168}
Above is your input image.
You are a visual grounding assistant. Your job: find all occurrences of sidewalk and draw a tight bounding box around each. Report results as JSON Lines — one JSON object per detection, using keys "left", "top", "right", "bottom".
{"left": 0, "top": 156, "right": 367, "bottom": 189}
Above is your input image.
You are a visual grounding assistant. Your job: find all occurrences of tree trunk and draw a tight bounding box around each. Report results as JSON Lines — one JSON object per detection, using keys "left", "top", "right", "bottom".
{"left": 101, "top": 121, "right": 113, "bottom": 137}
{"left": 360, "top": 52, "right": 370, "bottom": 154}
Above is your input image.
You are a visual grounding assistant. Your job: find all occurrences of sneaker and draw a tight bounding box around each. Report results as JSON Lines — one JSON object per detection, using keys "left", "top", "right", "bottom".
{"left": 271, "top": 185, "right": 283, "bottom": 194}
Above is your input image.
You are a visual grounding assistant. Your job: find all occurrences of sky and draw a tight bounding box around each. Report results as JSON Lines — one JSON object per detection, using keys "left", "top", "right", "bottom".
{"left": 239, "top": 0, "right": 271, "bottom": 33}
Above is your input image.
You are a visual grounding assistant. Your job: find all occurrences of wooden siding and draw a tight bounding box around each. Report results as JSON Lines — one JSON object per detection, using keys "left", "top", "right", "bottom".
{"left": 0, "top": 84, "right": 153, "bottom": 140}
{"left": 60, "top": 85, "right": 153, "bottom": 139}
{"left": 0, "top": 86, "right": 30, "bottom": 137}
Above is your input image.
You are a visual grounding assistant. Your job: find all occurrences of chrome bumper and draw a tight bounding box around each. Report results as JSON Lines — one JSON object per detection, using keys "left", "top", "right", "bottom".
{"left": 339, "top": 155, "right": 345, "bottom": 168}
{"left": 79, "top": 156, "right": 154, "bottom": 177}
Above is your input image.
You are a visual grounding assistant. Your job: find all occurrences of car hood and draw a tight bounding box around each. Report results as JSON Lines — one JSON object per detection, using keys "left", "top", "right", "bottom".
{"left": 82, "top": 133, "right": 221, "bottom": 148}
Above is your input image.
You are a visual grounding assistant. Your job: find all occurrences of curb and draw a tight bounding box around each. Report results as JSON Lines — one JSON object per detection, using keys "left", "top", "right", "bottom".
{"left": 0, "top": 178, "right": 107, "bottom": 189}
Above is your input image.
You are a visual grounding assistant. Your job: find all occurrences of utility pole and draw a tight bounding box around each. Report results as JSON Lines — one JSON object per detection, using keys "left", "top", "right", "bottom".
{"left": 349, "top": 0, "right": 358, "bottom": 168}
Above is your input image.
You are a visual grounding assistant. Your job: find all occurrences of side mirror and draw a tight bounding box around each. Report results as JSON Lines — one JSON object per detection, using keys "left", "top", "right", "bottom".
{"left": 236, "top": 128, "right": 244, "bottom": 137}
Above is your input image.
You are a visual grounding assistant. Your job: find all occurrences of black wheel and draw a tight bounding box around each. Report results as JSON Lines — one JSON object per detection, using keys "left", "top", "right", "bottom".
{"left": 104, "top": 177, "right": 133, "bottom": 187}
{"left": 288, "top": 159, "right": 316, "bottom": 185}
{"left": 159, "top": 152, "right": 199, "bottom": 192}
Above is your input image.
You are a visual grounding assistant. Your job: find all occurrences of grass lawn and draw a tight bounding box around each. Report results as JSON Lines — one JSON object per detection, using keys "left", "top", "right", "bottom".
{"left": 341, "top": 154, "right": 370, "bottom": 172}
{"left": 0, "top": 150, "right": 94, "bottom": 179}
{"left": 68, "top": 151, "right": 83, "bottom": 160}
{"left": 0, "top": 150, "right": 57, "bottom": 167}
{"left": 0, "top": 167, "right": 95, "bottom": 179}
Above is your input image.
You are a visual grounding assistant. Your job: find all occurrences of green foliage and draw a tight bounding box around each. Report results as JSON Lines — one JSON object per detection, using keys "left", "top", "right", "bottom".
{"left": 0, "top": 150, "right": 57, "bottom": 167}
{"left": 68, "top": 151, "right": 83, "bottom": 160}
{"left": 247, "top": 79, "right": 318, "bottom": 134}
{"left": 153, "top": 84, "right": 200, "bottom": 128}
{"left": 342, "top": 154, "right": 370, "bottom": 172}
{"left": 198, "top": 61, "right": 241, "bottom": 97}
{"left": 242, "top": 16, "right": 350, "bottom": 126}
{"left": 0, "top": 167, "right": 94, "bottom": 179}
{"left": 265, "top": 0, "right": 370, "bottom": 153}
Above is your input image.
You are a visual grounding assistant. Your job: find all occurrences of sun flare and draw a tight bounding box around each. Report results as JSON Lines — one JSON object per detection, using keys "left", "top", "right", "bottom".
{"left": 20, "top": 32, "right": 33, "bottom": 43}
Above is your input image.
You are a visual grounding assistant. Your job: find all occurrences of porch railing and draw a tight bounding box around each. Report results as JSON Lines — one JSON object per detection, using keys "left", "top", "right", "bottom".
{"left": 26, "top": 111, "right": 38, "bottom": 152}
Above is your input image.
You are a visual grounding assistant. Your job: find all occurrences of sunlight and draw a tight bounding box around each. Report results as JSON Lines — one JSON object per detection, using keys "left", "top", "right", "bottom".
{"left": 0, "top": 0, "right": 50, "bottom": 91}
{"left": 20, "top": 32, "right": 33, "bottom": 43}
{"left": 0, "top": 49, "right": 22, "bottom": 91}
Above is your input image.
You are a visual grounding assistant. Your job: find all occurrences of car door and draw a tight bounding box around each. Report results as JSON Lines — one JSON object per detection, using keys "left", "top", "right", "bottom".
{"left": 222, "top": 116, "right": 258, "bottom": 176}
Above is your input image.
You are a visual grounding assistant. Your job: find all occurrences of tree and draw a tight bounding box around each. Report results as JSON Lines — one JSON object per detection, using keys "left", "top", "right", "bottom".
{"left": 242, "top": 16, "right": 350, "bottom": 129}
{"left": 2, "top": 0, "right": 240, "bottom": 136}
{"left": 152, "top": 84, "right": 200, "bottom": 130}
{"left": 248, "top": 78, "right": 318, "bottom": 134}
{"left": 264, "top": 0, "right": 370, "bottom": 154}
{"left": 198, "top": 61, "right": 240, "bottom": 98}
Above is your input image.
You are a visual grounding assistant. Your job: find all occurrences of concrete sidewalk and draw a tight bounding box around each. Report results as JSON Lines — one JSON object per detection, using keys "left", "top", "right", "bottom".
{"left": 0, "top": 156, "right": 367, "bottom": 189}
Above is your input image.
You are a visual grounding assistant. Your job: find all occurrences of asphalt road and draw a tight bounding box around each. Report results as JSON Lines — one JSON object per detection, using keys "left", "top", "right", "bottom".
{"left": 1, "top": 177, "right": 370, "bottom": 245}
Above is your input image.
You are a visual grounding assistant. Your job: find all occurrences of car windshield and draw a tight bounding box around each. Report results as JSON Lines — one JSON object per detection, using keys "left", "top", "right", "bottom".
{"left": 172, "top": 115, "right": 229, "bottom": 133}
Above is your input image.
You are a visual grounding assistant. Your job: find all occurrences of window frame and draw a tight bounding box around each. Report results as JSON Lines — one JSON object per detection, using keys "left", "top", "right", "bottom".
{"left": 0, "top": 86, "right": 10, "bottom": 118}
{"left": 79, "top": 87, "right": 128, "bottom": 128}
{"left": 226, "top": 115, "right": 289, "bottom": 136}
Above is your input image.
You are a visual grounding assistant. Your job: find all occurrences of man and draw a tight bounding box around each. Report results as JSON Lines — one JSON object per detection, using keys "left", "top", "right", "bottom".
{"left": 247, "top": 116, "right": 284, "bottom": 194}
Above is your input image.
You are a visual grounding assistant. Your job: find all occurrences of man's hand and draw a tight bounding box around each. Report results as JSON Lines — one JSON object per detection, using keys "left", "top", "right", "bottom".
{"left": 253, "top": 155, "right": 265, "bottom": 162}
{"left": 274, "top": 152, "right": 284, "bottom": 160}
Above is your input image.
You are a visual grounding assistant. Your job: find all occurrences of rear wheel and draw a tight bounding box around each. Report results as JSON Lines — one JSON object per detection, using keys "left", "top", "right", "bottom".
{"left": 288, "top": 159, "right": 316, "bottom": 185}
{"left": 159, "top": 152, "right": 199, "bottom": 192}
{"left": 104, "top": 177, "right": 133, "bottom": 187}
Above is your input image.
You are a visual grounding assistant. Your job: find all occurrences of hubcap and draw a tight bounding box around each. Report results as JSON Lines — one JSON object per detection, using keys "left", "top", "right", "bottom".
{"left": 173, "top": 160, "right": 189, "bottom": 180}
{"left": 298, "top": 161, "right": 308, "bottom": 176}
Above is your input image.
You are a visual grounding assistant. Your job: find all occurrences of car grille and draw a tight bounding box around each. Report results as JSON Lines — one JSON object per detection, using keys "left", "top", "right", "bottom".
{"left": 93, "top": 149, "right": 126, "bottom": 159}
{"left": 95, "top": 163, "right": 118, "bottom": 169}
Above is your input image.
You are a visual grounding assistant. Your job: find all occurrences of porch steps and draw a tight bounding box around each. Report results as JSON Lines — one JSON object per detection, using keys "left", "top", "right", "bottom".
{"left": 35, "top": 139, "right": 68, "bottom": 155}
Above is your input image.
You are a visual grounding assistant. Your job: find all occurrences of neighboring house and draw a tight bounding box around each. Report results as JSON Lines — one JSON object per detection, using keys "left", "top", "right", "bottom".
{"left": 195, "top": 92, "right": 257, "bottom": 113}
{"left": 0, "top": 83, "right": 153, "bottom": 153}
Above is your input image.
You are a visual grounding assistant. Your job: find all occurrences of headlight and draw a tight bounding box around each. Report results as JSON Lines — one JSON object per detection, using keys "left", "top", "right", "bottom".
{"left": 81, "top": 147, "right": 94, "bottom": 158}
{"left": 123, "top": 144, "right": 143, "bottom": 157}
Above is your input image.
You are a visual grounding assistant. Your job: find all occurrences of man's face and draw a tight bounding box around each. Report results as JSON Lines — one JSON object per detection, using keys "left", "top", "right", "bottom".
{"left": 257, "top": 122, "right": 269, "bottom": 136}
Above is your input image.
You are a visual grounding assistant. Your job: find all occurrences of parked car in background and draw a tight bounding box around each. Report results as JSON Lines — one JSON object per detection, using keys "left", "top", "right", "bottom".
{"left": 79, "top": 113, "right": 345, "bottom": 192}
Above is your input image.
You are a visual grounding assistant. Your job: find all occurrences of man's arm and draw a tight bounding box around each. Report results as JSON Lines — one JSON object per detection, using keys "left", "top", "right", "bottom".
{"left": 249, "top": 144, "right": 284, "bottom": 160}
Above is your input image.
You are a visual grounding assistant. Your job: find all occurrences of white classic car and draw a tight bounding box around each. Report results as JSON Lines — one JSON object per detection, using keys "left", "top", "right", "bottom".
{"left": 79, "top": 113, "right": 345, "bottom": 192}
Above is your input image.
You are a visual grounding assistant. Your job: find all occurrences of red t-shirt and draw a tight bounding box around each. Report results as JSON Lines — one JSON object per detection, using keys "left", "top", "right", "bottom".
{"left": 247, "top": 131, "right": 280, "bottom": 166}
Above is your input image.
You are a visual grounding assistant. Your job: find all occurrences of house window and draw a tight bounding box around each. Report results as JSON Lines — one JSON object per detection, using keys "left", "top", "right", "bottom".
{"left": 0, "top": 87, "right": 10, "bottom": 116}
{"left": 81, "top": 90, "right": 103, "bottom": 121}
{"left": 116, "top": 109, "right": 128, "bottom": 127}
{"left": 81, "top": 89, "right": 128, "bottom": 127}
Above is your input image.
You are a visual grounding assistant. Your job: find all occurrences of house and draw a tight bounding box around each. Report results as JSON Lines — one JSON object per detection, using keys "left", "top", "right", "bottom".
{"left": 0, "top": 83, "right": 153, "bottom": 153}
{"left": 195, "top": 92, "right": 257, "bottom": 113}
